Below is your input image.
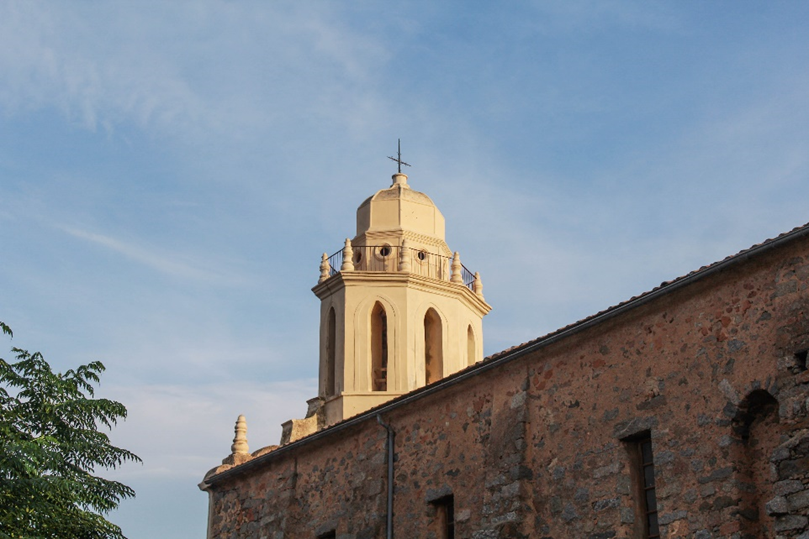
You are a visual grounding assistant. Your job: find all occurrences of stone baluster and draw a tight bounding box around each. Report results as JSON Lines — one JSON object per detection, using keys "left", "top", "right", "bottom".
{"left": 399, "top": 239, "right": 411, "bottom": 272}
{"left": 451, "top": 251, "right": 463, "bottom": 283}
{"left": 231, "top": 415, "right": 249, "bottom": 456}
{"left": 319, "top": 253, "right": 330, "bottom": 283}
{"left": 341, "top": 239, "right": 354, "bottom": 272}
{"left": 474, "top": 272, "right": 484, "bottom": 299}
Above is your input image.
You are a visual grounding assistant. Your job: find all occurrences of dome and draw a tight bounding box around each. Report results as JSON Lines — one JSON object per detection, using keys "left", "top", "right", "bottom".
{"left": 355, "top": 173, "right": 446, "bottom": 243}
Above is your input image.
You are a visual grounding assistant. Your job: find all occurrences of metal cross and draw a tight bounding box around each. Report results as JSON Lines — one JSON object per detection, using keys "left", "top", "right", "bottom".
{"left": 387, "top": 139, "right": 411, "bottom": 173}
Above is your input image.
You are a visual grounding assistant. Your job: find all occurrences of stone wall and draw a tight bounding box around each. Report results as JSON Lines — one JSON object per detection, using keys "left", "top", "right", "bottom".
{"left": 203, "top": 230, "right": 809, "bottom": 539}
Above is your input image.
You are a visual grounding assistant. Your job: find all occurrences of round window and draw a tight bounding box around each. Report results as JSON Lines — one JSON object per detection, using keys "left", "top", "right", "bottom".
{"left": 379, "top": 246, "right": 391, "bottom": 257}
{"left": 417, "top": 251, "right": 426, "bottom": 261}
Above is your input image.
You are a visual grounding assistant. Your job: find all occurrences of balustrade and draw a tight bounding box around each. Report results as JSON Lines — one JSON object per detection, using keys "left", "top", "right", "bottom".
{"left": 321, "top": 242, "right": 478, "bottom": 291}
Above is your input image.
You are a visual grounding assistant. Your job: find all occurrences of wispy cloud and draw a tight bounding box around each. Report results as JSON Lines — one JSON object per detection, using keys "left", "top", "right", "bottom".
{"left": 59, "top": 225, "right": 241, "bottom": 284}
{"left": 0, "top": 2, "right": 391, "bottom": 144}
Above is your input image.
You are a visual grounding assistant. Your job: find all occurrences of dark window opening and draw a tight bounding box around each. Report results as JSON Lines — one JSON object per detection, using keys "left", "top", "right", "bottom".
{"left": 379, "top": 246, "right": 391, "bottom": 257}
{"left": 795, "top": 349, "right": 808, "bottom": 373}
{"left": 418, "top": 251, "right": 426, "bottom": 261}
{"left": 371, "top": 303, "right": 388, "bottom": 391}
{"left": 624, "top": 432, "right": 659, "bottom": 539}
{"left": 325, "top": 307, "right": 336, "bottom": 396}
{"left": 431, "top": 495, "right": 455, "bottom": 539}
{"left": 639, "top": 437, "right": 660, "bottom": 539}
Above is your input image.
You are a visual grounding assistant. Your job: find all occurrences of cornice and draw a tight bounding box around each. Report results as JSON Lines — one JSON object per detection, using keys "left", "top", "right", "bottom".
{"left": 312, "top": 271, "right": 491, "bottom": 315}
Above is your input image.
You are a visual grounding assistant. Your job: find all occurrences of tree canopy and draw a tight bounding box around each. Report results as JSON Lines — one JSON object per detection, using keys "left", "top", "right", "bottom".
{"left": 0, "top": 321, "right": 140, "bottom": 539}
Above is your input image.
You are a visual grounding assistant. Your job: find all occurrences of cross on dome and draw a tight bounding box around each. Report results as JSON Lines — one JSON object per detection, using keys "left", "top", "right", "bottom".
{"left": 387, "top": 139, "right": 411, "bottom": 174}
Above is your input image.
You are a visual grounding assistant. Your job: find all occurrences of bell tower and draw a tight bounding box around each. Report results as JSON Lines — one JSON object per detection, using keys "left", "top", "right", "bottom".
{"left": 281, "top": 165, "right": 491, "bottom": 443}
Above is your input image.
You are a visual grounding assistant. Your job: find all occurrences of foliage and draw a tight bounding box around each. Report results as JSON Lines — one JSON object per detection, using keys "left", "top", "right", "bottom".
{"left": 0, "top": 322, "right": 141, "bottom": 539}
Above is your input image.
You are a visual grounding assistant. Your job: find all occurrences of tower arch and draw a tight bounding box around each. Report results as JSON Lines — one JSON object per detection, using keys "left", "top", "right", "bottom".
{"left": 370, "top": 302, "right": 389, "bottom": 392}
{"left": 424, "top": 308, "right": 444, "bottom": 384}
{"left": 467, "top": 324, "right": 476, "bottom": 366}
{"left": 352, "top": 295, "right": 398, "bottom": 393}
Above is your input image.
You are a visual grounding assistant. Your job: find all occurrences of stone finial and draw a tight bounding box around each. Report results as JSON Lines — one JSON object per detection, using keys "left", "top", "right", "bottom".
{"left": 399, "top": 239, "right": 411, "bottom": 272}
{"left": 451, "top": 251, "right": 463, "bottom": 283}
{"left": 319, "top": 253, "right": 330, "bottom": 283}
{"left": 231, "top": 415, "right": 249, "bottom": 455}
{"left": 473, "top": 272, "right": 484, "bottom": 298}
{"left": 341, "top": 239, "right": 354, "bottom": 272}
{"left": 391, "top": 173, "right": 409, "bottom": 188}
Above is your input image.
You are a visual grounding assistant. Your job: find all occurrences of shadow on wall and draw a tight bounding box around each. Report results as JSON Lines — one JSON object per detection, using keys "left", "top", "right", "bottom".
{"left": 731, "top": 389, "right": 779, "bottom": 537}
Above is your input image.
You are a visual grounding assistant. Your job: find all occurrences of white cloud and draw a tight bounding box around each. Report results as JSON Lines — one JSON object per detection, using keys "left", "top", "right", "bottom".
{"left": 0, "top": 2, "right": 201, "bottom": 132}
{"left": 100, "top": 378, "right": 317, "bottom": 481}
{"left": 0, "top": 2, "right": 392, "bottom": 145}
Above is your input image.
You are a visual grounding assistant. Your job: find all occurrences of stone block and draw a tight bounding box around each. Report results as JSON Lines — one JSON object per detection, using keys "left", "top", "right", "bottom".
{"left": 766, "top": 496, "right": 788, "bottom": 515}
{"left": 592, "top": 498, "right": 619, "bottom": 512}
{"left": 774, "top": 515, "right": 809, "bottom": 533}
{"left": 789, "top": 489, "right": 809, "bottom": 511}
{"left": 561, "top": 503, "right": 579, "bottom": 522}
{"left": 774, "top": 479, "right": 803, "bottom": 497}
{"left": 779, "top": 456, "right": 809, "bottom": 480}
{"left": 620, "top": 507, "right": 634, "bottom": 524}
{"left": 593, "top": 461, "right": 621, "bottom": 479}
{"left": 510, "top": 391, "right": 527, "bottom": 409}
{"left": 659, "top": 510, "right": 688, "bottom": 525}
{"left": 771, "top": 446, "right": 792, "bottom": 463}
{"left": 698, "top": 467, "right": 733, "bottom": 485}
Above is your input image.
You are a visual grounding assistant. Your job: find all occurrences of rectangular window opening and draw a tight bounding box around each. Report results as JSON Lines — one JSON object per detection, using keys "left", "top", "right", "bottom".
{"left": 639, "top": 437, "right": 660, "bottom": 539}
{"left": 431, "top": 495, "right": 455, "bottom": 539}
{"left": 623, "top": 432, "right": 660, "bottom": 539}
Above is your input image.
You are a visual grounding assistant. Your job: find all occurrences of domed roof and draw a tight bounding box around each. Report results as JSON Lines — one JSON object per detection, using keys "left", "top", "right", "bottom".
{"left": 360, "top": 182, "right": 436, "bottom": 207}
{"left": 355, "top": 173, "right": 446, "bottom": 242}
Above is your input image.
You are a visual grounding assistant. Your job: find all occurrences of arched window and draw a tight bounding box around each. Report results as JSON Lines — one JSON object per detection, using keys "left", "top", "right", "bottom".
{"left": 467, "top": 325, "right": 476, "bottom": 366}
{"left": 424, "top": 308, "right": 443, "bottom": 384}
{"left": 371, "top": 302, "right": 388, "bottom": 391}
{"left": 324, "top": 307, "right": 336, "bottom": 397}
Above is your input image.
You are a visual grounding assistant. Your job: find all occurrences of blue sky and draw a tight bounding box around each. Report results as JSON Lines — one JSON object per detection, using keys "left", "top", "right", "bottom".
{"left": 2, "top": 2, "right": 809, "bottom": 537}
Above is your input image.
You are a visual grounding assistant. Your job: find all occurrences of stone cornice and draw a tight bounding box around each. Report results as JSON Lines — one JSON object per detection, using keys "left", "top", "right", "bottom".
{"left": 312, "top": 271, "right": 491, "bottom": 316}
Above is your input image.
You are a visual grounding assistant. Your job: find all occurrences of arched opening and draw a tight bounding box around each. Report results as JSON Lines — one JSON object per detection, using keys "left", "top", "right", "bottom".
{"left": 371, "top": 302, "right": 388, "bottom": 391}
{"left": 325, "top": 307, "right": 336, "bottom": 397}
{"left": 467, "top": 325, "right": 476, "bottom": 366}
{"left": 424, "top": 308, "right": 443, "bottom": 384}
{"left": 731, "top": 389, "right": 779, "bottom": 536}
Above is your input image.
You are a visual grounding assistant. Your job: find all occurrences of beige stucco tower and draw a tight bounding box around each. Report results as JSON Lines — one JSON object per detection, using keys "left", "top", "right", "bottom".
{"left": 281, "top": 171, "right": 491, "bottom": 443}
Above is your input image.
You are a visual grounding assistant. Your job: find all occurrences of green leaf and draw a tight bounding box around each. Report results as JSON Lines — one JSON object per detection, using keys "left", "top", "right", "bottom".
{"left": 0, "top": 324, "right": 140, "bottom": 538}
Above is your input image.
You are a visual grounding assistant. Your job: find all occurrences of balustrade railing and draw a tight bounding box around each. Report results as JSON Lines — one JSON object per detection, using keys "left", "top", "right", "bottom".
{"left": 323, "top": 245, "right": 477, "bottom": 291}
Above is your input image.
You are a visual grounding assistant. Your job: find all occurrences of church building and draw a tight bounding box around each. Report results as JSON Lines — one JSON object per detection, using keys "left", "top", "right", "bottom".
{"left": 200, "top": 166, "right": 809, "bottom": 539}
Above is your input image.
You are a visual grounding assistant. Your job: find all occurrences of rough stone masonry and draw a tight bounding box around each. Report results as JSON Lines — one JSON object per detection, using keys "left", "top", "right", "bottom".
{"left": 200, "top": 223, "right": 809, "bottom": 539}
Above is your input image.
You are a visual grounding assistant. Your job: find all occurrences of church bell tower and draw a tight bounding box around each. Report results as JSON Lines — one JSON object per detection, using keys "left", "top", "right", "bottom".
{"left": 281, "top": 159, "right": 491, "bottom": 443}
